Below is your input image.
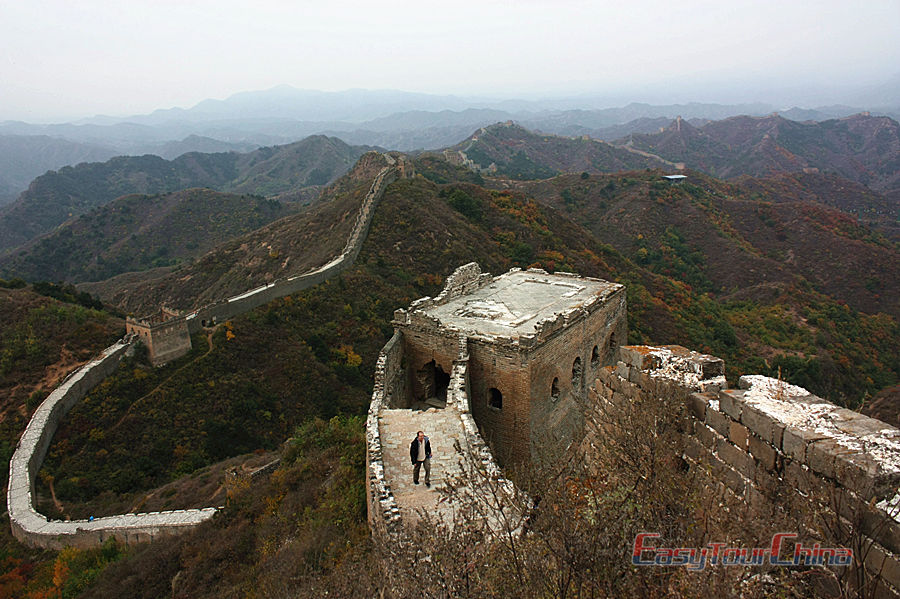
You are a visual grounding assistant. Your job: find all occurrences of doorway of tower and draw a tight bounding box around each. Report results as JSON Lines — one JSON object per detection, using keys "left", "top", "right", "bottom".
{"left": 414, "top": 359, "right": 450, "bottom": 409}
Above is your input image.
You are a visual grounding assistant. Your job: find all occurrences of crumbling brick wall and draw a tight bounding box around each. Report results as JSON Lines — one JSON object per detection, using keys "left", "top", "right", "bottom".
{"left": 590, "top": 344, "right": 900, "bottom": 597}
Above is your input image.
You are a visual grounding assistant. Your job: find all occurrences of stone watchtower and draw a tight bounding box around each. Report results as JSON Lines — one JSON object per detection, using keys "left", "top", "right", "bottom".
{"left": 125, "top": 308, "right": 192, "bottom": 366}
{"left": 392, "top": 263, "right": 626, "bottom": 464}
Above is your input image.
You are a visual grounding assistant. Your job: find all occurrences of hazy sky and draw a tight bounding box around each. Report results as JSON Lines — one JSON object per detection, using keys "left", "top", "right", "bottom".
{"left": 2, "top": 0, "right": 898, "bottom": 121}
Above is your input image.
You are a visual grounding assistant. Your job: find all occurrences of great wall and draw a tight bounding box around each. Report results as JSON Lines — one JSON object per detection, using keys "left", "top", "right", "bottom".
{"left": 7, "top": 151, "right": 409, "bottom": 549}
{"left": 365, "top": 263, "right": 900, "bottom": 595}
{"left": 7, "top": 152, "right": 900, "bottom": 594}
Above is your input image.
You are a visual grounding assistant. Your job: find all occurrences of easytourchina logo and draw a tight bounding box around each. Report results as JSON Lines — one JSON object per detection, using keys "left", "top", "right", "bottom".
{"left": 632, "top": 533, "right": 852, "bottom": 571}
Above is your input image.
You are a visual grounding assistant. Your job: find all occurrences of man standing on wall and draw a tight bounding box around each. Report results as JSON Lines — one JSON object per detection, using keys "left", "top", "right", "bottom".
{"left": 410, "top": 430, "right": 431, "bottom": 487}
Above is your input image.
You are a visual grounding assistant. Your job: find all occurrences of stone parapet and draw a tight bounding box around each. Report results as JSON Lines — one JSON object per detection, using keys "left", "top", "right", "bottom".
{"left": 135, "top": 154, "right": 403, "bottom": 357}
{"left": 366, "top": 330, "right": 524, "bottom": 537}
{"left": 366, "top": 331, "right": 404, "bottom": 535}
{"left": 8, "top": 336, "right": 220, "bottom": 549}
{"left": 398, "top": 266, "right": 625, "bottom": 354}
{"left": 594, "top": 345, "right": 900, "bottom": 596}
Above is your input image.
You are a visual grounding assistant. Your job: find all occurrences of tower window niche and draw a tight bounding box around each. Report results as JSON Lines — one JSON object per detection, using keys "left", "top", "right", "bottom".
{"left": 551, "top": 377, "right": 560, "bottom": 401}
{"left": 488, "top": 387, "right": 503, "bottom": 410}
{"left": 591, "top": 345, "right": 600, "bottom": 368}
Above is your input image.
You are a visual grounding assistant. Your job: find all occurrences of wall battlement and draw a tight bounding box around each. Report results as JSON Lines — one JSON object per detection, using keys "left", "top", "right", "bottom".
{"left": 372, "top": 266, "right": 900, "bottom": 594}
{"left": 126, "top": 308, "right": 192, "bottom": 366}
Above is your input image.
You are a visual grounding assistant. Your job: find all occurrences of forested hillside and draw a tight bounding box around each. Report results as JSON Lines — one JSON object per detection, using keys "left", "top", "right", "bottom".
{"left": 625, "top": 113, "right": 900, "bottom": 195}
{"left": 0, "top": 142, "right": 894, "bottom": 595}
{"left": 451, "top": 122, "right": 667, "bottom": 179}
{"left": 0, "top": 135, "right": 369, "bottom": 254}
{"left": 0, "top": 189, "right": 298, "bottom": 283}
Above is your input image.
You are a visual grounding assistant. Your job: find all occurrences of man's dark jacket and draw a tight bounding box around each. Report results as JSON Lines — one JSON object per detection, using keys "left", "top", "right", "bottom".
{"left": 410, "top": 437, "right": 432, "bottom": 465}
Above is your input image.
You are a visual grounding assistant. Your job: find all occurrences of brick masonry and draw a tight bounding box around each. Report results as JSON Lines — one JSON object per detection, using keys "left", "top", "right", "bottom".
{"left": 393, "top": 264, "right": 626, "bottom": 466}
{"left": 592, "top": 344, "right": 900, "bottom": 597}
{"left": 7, "top": 337, "right": 219, "bottom": 549}
{"left": 366, "top": 330, "right": 521, "bottom": 537}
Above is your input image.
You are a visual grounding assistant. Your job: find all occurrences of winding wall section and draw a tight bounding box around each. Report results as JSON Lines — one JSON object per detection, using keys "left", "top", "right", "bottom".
{"left": 9, "top": 153, "right": 406, "bottom": 548}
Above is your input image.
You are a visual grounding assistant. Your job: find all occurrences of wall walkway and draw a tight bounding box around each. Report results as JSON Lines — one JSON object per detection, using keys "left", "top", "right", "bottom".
{"left": 366, "top": 333, "right": 523, "bottom": 537}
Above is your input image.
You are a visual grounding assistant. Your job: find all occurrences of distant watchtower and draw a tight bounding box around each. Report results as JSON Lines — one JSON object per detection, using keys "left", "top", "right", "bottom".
{"left": 125, "top": 308, "right": 192, "bottom": 366}
{"left": 392, "top": 263, "right": 626, "bottom": 464}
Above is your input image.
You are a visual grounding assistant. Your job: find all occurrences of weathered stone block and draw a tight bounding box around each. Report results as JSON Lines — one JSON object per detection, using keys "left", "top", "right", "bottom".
{"left": 783, "top": 460, "right": 833, "bottom": 502}
{"left": 782, "top": 426, "right": 829, "bottom": 462}
{"left": 718, "top": 389, "right": 744, "bottom": 421}
{"left": 698, "top": 356, "right": 725, "bottom": 378}
{"left": 863, "top": 541, "right": 900, "bottom": 592}
{"left": 806, "top": 438, "right": 858, "bottom": 481}
{"left": 683, "top": 435, "right": 705, "bottom": 463}
{"left": 729, "top": 421, "right": 750, "bottom": 450}
{"left": 706, "top": 407, "right": 732, "bottom": 438}
{"left": 627, "top": 365, "right": 643, "bottom": 386}
{"left": 619, "top": 346, "right": 662, "bottom": 371}
{"left": 740, "top": 402, "right": 775, "bottom": 443}
{"left": 770, "top": 421, "right": 785, "bottom": 450}
{"left": 716, "top": 437, "right": 755, "bottom": 478}
{"left": 835, "top": 452, "right": 900, "bottom": 502}
{"left": 748, "top": 434, "right": 777, "bottom": 472}
{"left": 831, "top": 408, "right": 891, "bottom": 437}
{"left": 716, "top": 462, "right": 747, "bottom": 497}
{"left": 687, "top": 392, "right": 711, "bottom": 421}
{"left": 850, "top": 497, "right": 900, "bottom": 557}
{"left": 695, "top": 421, "right": 722, "bottom": 449}
{"left": 597, "top": 365, "right": 614, "bottom": 385}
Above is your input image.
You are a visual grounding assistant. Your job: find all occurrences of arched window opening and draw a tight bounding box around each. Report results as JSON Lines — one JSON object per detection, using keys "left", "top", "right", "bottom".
{"left": 609, "top": 332, "right": 617, "bottom": 352}
{"left": 551, "top": 377, "right": 560, "bottom": 401}
{"left": 591, "top": 345, "right": 600, "bottom": 368}
{"left": 572, "top": 357, "right": 583, "bottom": 391}
{"left": 489, "top": 387, "right": 503, "bottom": 409}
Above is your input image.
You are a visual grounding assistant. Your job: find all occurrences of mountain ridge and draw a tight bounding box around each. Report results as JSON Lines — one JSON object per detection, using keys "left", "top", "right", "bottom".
{"left": 0, "top": 135, "right": 371, "bottom": 254}
{"left": 624, "top": 113, "right": 900, "bottom": 194}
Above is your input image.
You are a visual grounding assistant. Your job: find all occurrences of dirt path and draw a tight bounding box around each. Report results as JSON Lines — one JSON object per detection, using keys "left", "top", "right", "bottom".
{"left": 48, "top": 477, "right": 67, "bottom": 517}
{"left": 106, "top": 326, "right": 219, "bottom": 432}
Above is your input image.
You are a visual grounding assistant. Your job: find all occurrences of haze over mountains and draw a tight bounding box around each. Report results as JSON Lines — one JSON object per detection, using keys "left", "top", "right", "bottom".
{"left": 2, "top": 85, "right": 898, "bottom": 204}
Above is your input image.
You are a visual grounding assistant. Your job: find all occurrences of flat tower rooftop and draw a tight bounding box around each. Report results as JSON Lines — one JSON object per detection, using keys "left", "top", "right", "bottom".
{"left": 420, "top": 268, "right": 621, "bottom": 339}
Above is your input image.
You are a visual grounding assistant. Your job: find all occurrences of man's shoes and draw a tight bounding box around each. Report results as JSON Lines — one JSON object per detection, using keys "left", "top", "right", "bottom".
{"left": 414, "top": 481, "right": 419, "bottom": 485}
{"left": 425, "top": 482, "right": 431, "bottom": 488}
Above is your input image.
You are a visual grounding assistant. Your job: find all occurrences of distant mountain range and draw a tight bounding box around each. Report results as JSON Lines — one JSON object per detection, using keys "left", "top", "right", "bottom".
{"left": 623, "top": 113, "right": 900, "bottom": 197}
{"left": 1, "top": 85, "right": 895, "bottom": 201}
{"left": 3, "top": 111, "right": 898, "bottom": 260}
